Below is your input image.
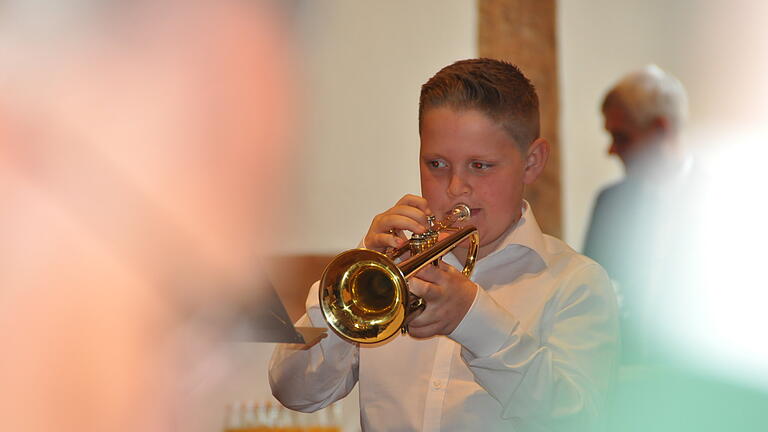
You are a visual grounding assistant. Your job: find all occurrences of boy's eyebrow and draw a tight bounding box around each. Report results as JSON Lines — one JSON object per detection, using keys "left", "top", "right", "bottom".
{"left": 421, "top": 152, "right": 501, "bottom": 160}
{"left": 420, "top": 152, "right": 443, "bottom": 159}
{"left": 467, "top": 154, "right": 502, "bottom": 160}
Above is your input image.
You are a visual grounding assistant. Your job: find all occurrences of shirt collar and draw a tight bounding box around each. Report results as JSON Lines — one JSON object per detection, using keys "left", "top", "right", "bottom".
{"left": 483, "top": 200, "right": 552, "bottom": 267}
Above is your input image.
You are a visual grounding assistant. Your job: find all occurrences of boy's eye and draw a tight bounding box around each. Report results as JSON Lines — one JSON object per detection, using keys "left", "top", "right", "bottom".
{"left": 470, "top": 161, "right": 492, "bottom": 170}
{"left": 429, "top": 159, "right": 447, "bottom": 168}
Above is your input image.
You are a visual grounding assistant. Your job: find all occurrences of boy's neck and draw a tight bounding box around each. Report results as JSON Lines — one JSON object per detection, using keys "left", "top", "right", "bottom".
{"left": 453, "top": 217, "right": 520, "bottom": 262}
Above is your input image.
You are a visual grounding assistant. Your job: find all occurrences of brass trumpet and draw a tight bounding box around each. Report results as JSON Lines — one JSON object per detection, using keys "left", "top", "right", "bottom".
{"left": 319, "top": 204, "right": 479, "bottom": 344}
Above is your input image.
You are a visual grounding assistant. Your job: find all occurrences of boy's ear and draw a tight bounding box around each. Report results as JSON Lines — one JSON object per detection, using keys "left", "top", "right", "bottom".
{"left": 522, "top": 137, "right": 550, "bottom": 185}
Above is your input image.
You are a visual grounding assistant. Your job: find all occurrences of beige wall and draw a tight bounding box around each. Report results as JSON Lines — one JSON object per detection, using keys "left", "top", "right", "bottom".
{"left": 278, "top": 0, "right": 477, "bottom": 255}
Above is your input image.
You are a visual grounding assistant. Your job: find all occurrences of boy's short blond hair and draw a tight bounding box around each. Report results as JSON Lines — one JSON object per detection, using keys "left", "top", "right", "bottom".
{"left": 419, "top": 58, "right": 540, "bottom": 149}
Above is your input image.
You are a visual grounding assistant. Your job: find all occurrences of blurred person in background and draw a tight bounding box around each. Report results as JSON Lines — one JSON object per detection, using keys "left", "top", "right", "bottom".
{"left": 583, "top": 65, "right": 694, "bottom": 364}
{"left": 0, "top": 1, "right": 296, "bottom": 431}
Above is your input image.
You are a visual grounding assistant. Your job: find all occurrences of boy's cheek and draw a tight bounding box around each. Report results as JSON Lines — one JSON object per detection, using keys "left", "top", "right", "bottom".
{"left": 424, "top": 195, "right": 450, "bottom": 216}
{"left": 419, "top": 181, "right": 443, "bottom": 206}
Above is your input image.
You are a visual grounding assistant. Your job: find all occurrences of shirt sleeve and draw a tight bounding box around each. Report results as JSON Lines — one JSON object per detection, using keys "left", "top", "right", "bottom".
{"left": 268, "top": 280, "right": 360, "bottom": 413}
{"left": 448, "top": 262, "right": 619, "bottom": 429}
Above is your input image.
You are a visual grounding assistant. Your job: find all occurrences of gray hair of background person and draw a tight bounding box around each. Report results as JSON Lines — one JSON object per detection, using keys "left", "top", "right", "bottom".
{"left": 602, "top": 64, "right": 689, "bottom": 133}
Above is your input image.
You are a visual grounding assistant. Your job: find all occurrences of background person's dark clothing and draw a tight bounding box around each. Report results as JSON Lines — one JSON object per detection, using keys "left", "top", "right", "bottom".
{"left": 583, "top": 165, "right": 703, "bottom": 365}
{"left": 584, "top": 179, "right": 661, "bottom": 363}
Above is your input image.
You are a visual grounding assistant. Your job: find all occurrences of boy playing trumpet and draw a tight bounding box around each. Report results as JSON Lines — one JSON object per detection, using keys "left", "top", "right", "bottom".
{"left": 270, "top": 59, "right": 619, "bottom": 431}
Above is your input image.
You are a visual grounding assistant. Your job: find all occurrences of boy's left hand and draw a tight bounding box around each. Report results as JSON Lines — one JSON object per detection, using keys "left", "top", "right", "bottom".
{"left": 405, "top": 261, "right": 478, "bottom": 338}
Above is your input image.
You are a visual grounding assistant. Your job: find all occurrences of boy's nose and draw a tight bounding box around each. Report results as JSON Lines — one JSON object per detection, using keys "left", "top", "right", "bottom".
{"left": 447, "top": 173, "right": 470, "bottom": 197}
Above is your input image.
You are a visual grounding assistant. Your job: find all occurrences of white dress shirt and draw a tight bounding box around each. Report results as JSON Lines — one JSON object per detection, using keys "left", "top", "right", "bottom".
{"left": 270, "top": 203, "right": 619, "bottom": 431}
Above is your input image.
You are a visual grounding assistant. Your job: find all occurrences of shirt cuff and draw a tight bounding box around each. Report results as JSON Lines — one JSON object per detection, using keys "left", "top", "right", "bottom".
{"left": 448, "top": 286, "right": 519, "bottom": 358}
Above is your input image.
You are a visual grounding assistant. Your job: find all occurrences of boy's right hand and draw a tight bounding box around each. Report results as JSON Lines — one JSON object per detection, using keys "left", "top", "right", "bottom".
{"left": 364, "top": 194, "right": 432, "bottom": 252}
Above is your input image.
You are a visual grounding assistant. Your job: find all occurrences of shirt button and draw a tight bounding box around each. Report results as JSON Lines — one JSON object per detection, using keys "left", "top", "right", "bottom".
{"left": 432, "top": 380, "right": 442, "bottom": 389}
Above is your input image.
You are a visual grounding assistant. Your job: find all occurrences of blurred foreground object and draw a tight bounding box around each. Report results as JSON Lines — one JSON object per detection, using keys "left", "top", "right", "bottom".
{"left": 0, "top": 1, "right": 297, "bottom": 431}
{"left": 609, "top": 365, "right": 768, "bottom": 432}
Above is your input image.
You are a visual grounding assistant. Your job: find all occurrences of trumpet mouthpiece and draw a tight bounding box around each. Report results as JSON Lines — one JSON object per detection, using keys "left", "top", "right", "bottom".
{"left": 453, "top": 204, "right": 471, "bottom": 221}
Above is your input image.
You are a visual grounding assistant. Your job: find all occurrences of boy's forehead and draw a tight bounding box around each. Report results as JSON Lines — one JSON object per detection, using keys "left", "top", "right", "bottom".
{"left": 419, "top": 108, "right": 523, "bottom": 155}
{"left": 421, "top": 106, "right": 524, "bottom": 144}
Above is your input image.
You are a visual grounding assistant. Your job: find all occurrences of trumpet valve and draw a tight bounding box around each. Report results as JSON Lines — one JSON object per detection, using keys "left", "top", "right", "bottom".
{"left": 409, "top": 231, "right": 438, "bottom": 255}
{"left": 426, "top": 215, "right": 437, "bottom": 231}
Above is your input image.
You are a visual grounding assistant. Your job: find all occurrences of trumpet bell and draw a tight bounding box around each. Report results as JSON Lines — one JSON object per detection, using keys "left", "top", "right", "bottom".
{"left": 319, "top": 249, "right": 408, "bottom": 344}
